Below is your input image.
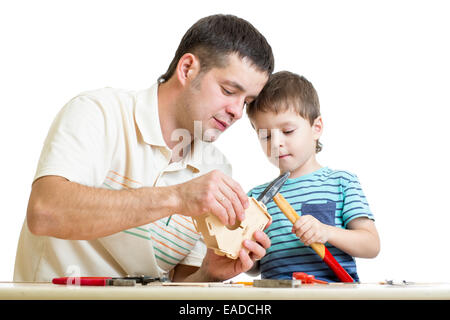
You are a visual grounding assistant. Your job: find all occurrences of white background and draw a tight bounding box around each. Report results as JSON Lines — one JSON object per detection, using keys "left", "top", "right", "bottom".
{"left": 1, "top": 0, "right": 449, "bottom": 283}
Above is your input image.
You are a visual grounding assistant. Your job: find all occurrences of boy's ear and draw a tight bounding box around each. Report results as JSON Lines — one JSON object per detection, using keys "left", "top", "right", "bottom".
{"left": 176, "top": 53, "right": 200, "bottom": 86}
{"left": 312, "top": 116, "right": 323, "bottom": 140}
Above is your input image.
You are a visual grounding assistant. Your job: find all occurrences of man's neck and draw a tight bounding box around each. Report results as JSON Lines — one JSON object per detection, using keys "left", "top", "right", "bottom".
{"left": 157, "top": 79, "right": 192, "bottom": 151}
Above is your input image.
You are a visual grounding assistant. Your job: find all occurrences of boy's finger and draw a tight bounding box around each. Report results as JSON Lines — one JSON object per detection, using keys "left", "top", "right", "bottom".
{"left": 298, "top": 223, "right": 315, "bottom": 241}
{"left": 295, "top": 215, "right": 312, "bottom": 229}
{"left": 301, "top": 229, "right": 315, "bottom": 244}
{"left": 297, "top": 218, "right": 313, "bottom": 233}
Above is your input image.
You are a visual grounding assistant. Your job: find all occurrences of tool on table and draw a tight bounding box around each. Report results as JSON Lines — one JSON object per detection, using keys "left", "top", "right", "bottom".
{"left": 52, "top": 275, "right": 168, "bottom": 286}
{"left": 230, "top": 281, "right": 254, "bottom": 286}
{"left": 229, "top": 273, "right": 327, "bottom": 287}
{"left": 267, "top": 172, "right": 354, "bottom": 283}
{"left": 380, "top": 279, "right": 415, "bottom": 286}
{"left": 293, "top": 272, "right": 328, "bottom": 284}
{"left": 253, "top": 279, "right": 302, "bottom": 288}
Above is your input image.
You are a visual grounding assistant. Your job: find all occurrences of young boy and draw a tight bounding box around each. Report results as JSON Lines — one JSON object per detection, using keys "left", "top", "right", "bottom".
{"left": 246, "top": 71, "right": 380, "bottom": 282}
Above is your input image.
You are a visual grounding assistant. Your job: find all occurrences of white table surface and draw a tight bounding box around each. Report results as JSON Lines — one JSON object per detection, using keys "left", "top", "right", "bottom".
{"left": 1, "top": 282, "right": 450, "bottom": 300}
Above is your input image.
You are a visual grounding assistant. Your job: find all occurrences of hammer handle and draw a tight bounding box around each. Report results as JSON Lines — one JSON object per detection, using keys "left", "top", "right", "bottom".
{"left": 272, "top": 193, "right": 354, "bottom": 283}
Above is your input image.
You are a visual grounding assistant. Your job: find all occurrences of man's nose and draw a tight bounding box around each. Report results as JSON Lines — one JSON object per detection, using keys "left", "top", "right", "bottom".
{"left": 225, "top": 98, "right": 244, "bottom": 120}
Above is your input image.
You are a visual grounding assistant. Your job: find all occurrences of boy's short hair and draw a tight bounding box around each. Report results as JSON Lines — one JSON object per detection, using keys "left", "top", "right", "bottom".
{"left": 158, "top": 14, "right": 274, "bottom": 83}
{"left": 247, "top": 71, "right": 322, "bottom": 153}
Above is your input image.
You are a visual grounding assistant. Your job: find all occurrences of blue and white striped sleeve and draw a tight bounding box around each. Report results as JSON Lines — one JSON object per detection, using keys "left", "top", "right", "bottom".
{"left": 341, "top": 174, "right": 375, "bottom": 228}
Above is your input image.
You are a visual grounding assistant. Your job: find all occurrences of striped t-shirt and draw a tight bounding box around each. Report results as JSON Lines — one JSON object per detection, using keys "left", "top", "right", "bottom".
{"left": 247, "top": 167, "right": 375, "bottom": 282}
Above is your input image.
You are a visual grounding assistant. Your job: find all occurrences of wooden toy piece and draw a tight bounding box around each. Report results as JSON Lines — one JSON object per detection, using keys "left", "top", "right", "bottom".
{"left": 192, "top": 197, "right": 272, "bottom": 259}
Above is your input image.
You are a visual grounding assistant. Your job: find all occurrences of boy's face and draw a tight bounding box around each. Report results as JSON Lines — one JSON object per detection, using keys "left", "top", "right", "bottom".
{"left": 250, "top": 108, "right": 323, "bottom": 174}
{"left": 179, "top": 53, "right": 268, "bottom": 142}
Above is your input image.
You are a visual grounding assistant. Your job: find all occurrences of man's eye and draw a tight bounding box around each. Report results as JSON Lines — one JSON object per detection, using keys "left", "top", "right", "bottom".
{"left": 222, "top": 87, "right": 234, "bottom": 95}
{"left": 260, "top": 135, "right": 271, "bottom": 141}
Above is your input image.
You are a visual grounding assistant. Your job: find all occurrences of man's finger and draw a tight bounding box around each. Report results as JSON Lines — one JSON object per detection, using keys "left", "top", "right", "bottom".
{"left": 222, "top": 174, "right": 249, "bottom": 211}
{"left": 215, "top": 191, "right": 236, "bottom": 226}
{"left": 209, "top": 196, "right": 229, "bottom": 225}
{"left": 243, "top": 239, "right": 265, "bottom": 260}
{"left": 252, "top": 230, "right": 271, "bottom": 249}
{"left": 238, "top": 248, "right": 253, "bottom": 272}
{"left": 218, "top": 184, "right": 243, "bottom": 223}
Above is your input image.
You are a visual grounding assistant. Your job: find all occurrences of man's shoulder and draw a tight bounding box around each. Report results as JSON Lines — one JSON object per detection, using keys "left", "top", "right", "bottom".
{"left": 74, "top": 87, "right": 136, "bottom": 104}
{"left": 62, "top": 87, "right": 141, "bottom": 120}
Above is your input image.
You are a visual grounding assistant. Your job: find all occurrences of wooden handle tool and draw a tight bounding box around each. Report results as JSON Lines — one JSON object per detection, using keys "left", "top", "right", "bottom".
{"left": 273, "top": 193, "right": 354, "bottom": 283}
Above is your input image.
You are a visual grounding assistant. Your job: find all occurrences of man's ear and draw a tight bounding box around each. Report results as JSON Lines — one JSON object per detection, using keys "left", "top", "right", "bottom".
{"left": 176, "top": 53, "right": 200, "bottom": 86}
{"left": 312, "top": 116, "right": 323, "bottom": 140}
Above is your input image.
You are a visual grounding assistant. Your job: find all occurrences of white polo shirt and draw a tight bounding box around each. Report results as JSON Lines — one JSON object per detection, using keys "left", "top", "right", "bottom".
{"left": 13, "top": 83, "right": 231, "bottom": 282}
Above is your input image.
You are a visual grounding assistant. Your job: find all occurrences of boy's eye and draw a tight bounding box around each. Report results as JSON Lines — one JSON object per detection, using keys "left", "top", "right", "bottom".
{"left": 284, "top": 129, "right": 295, "bottom": 135}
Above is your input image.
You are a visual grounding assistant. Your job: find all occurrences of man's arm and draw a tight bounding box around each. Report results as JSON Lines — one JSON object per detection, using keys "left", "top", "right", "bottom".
{"left": 27, "top": 175, "right": 179, "bottom": 240}
{"left": 27, "top": 170, "right": 249, "bottom": 240}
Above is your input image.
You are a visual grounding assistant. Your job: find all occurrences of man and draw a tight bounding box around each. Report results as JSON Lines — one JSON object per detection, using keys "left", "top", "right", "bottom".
{"left": 14, "top": 14, "right": 274, "bottom": 282}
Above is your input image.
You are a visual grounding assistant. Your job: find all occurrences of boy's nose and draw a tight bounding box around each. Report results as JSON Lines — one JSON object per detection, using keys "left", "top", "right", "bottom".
{"left": 271, "top": 129, "right": 284, "bottom": 147}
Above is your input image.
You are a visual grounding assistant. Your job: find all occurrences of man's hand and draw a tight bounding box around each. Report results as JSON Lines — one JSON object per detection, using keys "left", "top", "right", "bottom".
{"left": 292, "top": 215, "right": 329, "bottom": 246}
{"left": 184, "top": 230, "right": 270, "bottom": 282}
{"left": 174, "top": 170, "right": 249, "bottom": 226}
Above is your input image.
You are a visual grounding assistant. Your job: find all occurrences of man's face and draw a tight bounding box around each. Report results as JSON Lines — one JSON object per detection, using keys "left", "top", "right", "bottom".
{"left": 179, "top": 54, "right": 268, "bottom": 142}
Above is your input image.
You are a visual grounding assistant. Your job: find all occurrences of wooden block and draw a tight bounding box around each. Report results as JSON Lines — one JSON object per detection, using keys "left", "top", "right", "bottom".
{"left": 193, "top": 197, "right": 272, "bottom": 259}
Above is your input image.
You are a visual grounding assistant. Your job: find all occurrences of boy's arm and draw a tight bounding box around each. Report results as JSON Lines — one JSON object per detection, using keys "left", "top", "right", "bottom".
{"left": 293, "top": 215, "right": 380, "bottom": 258}
{"left": 326, "top": 217, "right": 380, "bottom": 258}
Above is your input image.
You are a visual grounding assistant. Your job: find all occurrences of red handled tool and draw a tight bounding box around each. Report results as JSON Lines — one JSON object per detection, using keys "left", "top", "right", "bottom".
{"left": 273, "top": 192, "right": 354, "bottom": 283}
{"left": 293, "top": 272, "right": 328, "bottom": 284}
{"left": 52, "top": 276, "right": 167, "bottom": 286}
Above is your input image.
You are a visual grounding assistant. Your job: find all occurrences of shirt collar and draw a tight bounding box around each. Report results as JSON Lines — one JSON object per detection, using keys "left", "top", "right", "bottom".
{"left": 135, "top": 82, "right": 167, "bottom": 148}
{"left": 183, "top": 138, "right": 211, "bottom": 173}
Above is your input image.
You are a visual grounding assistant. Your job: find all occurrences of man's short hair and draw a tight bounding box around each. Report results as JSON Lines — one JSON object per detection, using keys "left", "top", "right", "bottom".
{"left": 247, "top": 71, "right": 323, "bottom": 153}
{"left": 158, "top": 14, "right": 274, "bottom": 82}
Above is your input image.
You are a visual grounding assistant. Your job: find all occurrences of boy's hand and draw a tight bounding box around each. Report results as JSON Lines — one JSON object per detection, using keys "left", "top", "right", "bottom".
{"left": 292, "top": 215, "right": 329, "bottom": 246}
